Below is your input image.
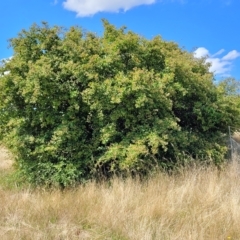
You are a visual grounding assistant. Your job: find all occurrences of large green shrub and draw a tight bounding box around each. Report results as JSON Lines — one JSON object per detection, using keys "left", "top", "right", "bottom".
{"left": 1, "top": 20, "right": 240, "bottom": 186}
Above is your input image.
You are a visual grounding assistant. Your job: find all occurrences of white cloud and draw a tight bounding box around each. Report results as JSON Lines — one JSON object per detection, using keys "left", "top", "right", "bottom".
{"left": 212, "top": 49, "right": 225, "bottom": 57}
{"left": 194, "top": 47, "right": 240, "bottom": 76}
{"left": 3, "top": 71, "right": 10, "bottom": 75}
{"left": 63, "top": 0, "right": 156, "bottom": 17}
{"left": 0, "top": 57, "right": 12, "bottom": 76}
{"left": 194, "top": 47, "right": 210, "bottom": 58}
{"left": 0, "top": 56, "right": 12, "bottom": 64}
{"left": 222, "top": 50, "right": 240, "bottom": 61}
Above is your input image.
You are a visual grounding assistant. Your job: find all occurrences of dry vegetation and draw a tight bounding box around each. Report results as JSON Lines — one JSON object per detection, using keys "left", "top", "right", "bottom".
{"left": 0, "top": 145, "right": 13, "bottom": 170}
{"left": 1, "top": 146, "right": 240, "bottom": 239}
{"left": 232, "top": 132, "right": 240, "bottom": 143}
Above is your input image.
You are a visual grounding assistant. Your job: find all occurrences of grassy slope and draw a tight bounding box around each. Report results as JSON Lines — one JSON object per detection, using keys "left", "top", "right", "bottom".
{"left": 0, "top": 147, "right": 240, "bottom": 239}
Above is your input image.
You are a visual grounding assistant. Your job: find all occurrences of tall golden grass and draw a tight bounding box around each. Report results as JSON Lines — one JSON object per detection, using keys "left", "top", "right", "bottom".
{"left": 1, "top": 147, "right": 240, "bottom": 239}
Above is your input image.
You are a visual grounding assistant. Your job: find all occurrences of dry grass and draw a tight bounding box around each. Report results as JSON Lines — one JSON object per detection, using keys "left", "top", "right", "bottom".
{"left": 0, "top": 145, "right": 13, "bottom": 170}
{"left": 1, "top": 148, "right": 240, "bottom": 239}
{"left": 232, "top": 132, "right": 240, "bottom": 143}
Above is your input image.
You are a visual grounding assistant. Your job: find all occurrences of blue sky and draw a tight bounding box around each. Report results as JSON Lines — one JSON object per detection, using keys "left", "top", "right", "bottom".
{"left": 1, "top": 0, "right": 240, "bottom": 79}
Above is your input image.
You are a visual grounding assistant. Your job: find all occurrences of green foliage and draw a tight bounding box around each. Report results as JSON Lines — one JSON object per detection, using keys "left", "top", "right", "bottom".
{"left": 0, "top": 166, "right": 29, "bottom": 190}
{"left": 1, "top": 20, "right": 240, "bottom": 186}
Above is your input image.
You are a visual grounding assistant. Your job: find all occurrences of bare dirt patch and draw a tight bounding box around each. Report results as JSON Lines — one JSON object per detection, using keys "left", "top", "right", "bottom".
{"left": 0, "top": 146, "right": 13, "bottom": 170}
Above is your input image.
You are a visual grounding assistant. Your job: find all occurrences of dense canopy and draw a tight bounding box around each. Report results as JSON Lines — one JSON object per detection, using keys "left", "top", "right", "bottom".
{"left": 0, "top": 20, "right": 240, "bottom": 186}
